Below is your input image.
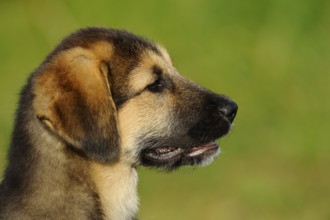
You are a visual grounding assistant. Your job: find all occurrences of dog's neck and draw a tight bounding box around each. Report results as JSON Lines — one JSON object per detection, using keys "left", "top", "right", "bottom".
{"left": 30, "top": 118, "right": 139, "bottom": 220}
{"left": 2, "top": 113, "right": 138, "bottom": 220}
{"left": 90, "top": 162, "right": 139, "bottom": 220}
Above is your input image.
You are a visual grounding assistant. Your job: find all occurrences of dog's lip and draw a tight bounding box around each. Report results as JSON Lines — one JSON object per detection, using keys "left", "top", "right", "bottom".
{"left": 143, "top": 141, "right": 219, "bottom": 161}
{"left": 143, "top": 147, "right": 185, "bottom": 161}
{"left": 185, "top": 142, "right": 219, "bottom": 158}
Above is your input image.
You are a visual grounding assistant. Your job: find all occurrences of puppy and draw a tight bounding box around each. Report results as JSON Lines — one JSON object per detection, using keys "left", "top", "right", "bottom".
{"left": 0, "top": 27, "right": 237, "bottom": 220}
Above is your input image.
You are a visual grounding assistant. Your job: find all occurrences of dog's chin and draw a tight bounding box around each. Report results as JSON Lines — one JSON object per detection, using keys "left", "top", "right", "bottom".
{"left": 140, "top": 141, "right": 221, "bottom": 171}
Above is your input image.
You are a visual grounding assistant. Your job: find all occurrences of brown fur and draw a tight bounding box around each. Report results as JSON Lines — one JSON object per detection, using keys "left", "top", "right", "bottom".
{"left": 0, "top": 27, "right": 237, "bottom": 220}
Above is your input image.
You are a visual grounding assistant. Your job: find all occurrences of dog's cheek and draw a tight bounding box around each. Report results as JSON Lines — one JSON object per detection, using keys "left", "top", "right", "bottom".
{"left": 117, "top": 95, "right": 175, "bottom": 154}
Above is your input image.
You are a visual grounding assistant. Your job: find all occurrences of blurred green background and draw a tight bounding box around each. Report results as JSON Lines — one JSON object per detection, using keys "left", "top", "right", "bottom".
{"left": 0, "top": 0, "right": 329, "bottom": 219}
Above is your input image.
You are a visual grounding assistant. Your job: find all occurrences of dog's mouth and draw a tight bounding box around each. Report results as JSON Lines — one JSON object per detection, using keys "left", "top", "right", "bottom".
{"left": 143, "top": 141, "right": 219, "bottom": 163}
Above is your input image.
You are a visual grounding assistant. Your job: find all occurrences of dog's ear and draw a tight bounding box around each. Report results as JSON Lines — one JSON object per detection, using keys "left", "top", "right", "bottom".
{"left": 33, "top": 48, "right": 119, "bottom": 163}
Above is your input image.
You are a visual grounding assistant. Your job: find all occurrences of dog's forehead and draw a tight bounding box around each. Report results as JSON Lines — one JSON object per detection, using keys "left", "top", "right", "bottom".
{"left": 141, "top": 47, "right": 173, "bottom": 71}
{"left": 153, "top": 45, "right": 173, "bottom": 67}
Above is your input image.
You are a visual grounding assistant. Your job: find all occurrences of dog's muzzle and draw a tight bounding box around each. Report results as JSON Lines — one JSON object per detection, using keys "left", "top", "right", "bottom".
{"left": 141, "top": 92, "right": 238, "bottom": 170}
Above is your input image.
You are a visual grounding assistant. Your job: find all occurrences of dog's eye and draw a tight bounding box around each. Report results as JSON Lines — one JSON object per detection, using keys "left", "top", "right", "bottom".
{"left": 147, "top": 78, "right": 165, "bottom": 93}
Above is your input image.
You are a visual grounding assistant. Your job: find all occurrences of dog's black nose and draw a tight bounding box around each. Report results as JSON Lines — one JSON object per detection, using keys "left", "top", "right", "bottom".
{"left": 219, "top": 100, "right": 238, "bottom": 123}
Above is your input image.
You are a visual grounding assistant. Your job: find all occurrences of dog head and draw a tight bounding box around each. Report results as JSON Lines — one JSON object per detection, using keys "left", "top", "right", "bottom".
{"left": 32, "top": 27, "right": 237, "bottom": 170}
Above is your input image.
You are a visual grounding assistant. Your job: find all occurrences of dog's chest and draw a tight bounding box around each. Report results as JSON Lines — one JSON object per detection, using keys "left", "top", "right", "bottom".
{"left": 91, "top": 164, "right": 139, "bottom": 220}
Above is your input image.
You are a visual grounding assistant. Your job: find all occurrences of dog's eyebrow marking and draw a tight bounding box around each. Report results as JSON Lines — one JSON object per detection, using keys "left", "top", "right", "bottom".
{"left": 128, "top": 66, "right": 157, "bottom": 93}
{"left": 149, "top": 64, "right": 176, "bottom": 93}
{"left": 152, "top": 65, "right": 163, "bottom": 76}
{"left": 128, "top": 48, "right": 177, "bottom": 96}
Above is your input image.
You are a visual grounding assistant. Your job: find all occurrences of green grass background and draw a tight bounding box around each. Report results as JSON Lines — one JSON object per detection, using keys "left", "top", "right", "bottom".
{"left": 0, "top": 0, "right": 329, "bottom": 219}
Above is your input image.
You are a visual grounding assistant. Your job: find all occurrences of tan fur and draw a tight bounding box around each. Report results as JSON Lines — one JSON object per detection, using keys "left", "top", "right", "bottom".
{"left": 90, "top": 163, "right": 138, "bottom": 220}
{"left": 128, "top": 50, "right": 176, "bottom": 92}
{"left": 128, "top": 68, "right": 156, "bottom": 93}
{"left": 117, "top": 95, "right": 175, "bottom": 164}
{"left": 33, "top": 45, "right": 117, "bottom": 150}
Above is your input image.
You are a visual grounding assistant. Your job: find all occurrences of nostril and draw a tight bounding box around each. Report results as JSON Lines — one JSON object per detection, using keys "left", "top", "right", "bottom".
{"left": 227, "top": 107, "right": 237, "bottom": 123}
{"left": 219, "top": 101, "right": 238, "bottom": 123}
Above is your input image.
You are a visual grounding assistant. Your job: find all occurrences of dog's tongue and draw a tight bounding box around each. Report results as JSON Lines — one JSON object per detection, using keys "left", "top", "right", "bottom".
{"left": 185, "top": 142, "right": 219, "bottom": 157}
